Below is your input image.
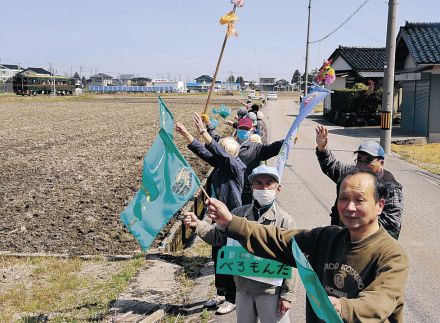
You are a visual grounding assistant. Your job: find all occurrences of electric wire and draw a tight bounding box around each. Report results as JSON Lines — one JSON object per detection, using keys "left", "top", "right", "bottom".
{"left": 310, "top": 0, "right": 371, "bottom": 44}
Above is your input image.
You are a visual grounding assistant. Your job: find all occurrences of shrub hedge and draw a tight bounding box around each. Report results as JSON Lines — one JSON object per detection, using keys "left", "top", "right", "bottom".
{"left": 326, "top": 88, "right": 383, "bottom": 126}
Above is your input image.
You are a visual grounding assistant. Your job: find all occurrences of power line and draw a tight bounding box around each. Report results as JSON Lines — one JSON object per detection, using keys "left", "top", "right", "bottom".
{"left": 310, "top": 0, "right": 371, "bottom": 44}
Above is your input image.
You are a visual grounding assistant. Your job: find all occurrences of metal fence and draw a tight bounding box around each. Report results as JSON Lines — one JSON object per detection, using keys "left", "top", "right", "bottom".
{"left": 88, "top": 85, "right": 175, "bottom": 93}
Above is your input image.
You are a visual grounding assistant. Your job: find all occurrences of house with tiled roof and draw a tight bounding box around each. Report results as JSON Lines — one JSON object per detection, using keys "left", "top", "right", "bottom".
{"left": 0, "top": 64, "right": 23, "bottom": 83}
{"left": 22, "top": 67, "right": 52, "bottom": 75}
{"left": 274, "top": 79, "right": 292, "bottom": 91}
{"left": 327, "top": 46, "right": 386, "bottom": 90}
{"left": 322, "top": 46, "right": 386, "bottom": 119}
{"left": 89, "top": 73, "right": 113, "bottom": 86}
{"left": 195, "top": 75, "right": 213, "bottom": 84}
{"left": 395, "top": 22, "right": 440, "bottom": 141}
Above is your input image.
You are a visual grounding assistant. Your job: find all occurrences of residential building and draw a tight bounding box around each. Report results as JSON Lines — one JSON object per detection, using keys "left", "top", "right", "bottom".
{"left": 132, "top": 77, "right": 152, "bottom": 86}
{"left": 20, "top": 67, "right": 52, "bottom": 76}
{"left": 274, "top": 79, "right": 293, "bottom": 91}
{"left": 195, "top": 75, "right": 213, "bottom": 84}
{"left": 327, "top": 46, "right": 386, "bottom": 90}
{"left": 323, "top": 46, "right": 386, "bottom": 116}
{"left": 258, "top": 77, "right": 276, "bottom": 91}
{"left": 152, "top": 79, "right": 185, "bottom": 92}
{"left": 89, "top": 73, "right": 113, "bottom": 86}
{"left": 120, "top": 74, "right": 134, "bottom": 86}
{"left": 0, "top": 64, "right": 22, "bottom": 83}
{"left": 395, "top": 22, "right": 440, "bottom": 142}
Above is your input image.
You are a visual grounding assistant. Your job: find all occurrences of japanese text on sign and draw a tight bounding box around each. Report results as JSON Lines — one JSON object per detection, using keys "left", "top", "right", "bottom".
{"left": 216, "top": 246, "right": 292, "bottom": 279}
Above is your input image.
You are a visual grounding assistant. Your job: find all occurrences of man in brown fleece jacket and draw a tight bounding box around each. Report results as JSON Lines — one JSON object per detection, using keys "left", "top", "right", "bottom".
{"left": 205, "top": 169, "right": 409, "bottom": 322}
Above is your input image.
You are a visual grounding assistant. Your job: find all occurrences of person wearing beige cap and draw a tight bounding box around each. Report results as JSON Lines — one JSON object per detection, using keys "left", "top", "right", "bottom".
{"left": 184, "top": 165, "right": 298, "bottom": 322}
{"left": 205, "top": 169, "right": 409, "bottom": 323}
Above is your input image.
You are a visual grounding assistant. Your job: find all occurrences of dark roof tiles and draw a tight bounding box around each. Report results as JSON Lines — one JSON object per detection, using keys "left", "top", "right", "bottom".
{"left": 331, "top": 46, "right": 386, "bottom": 71}
{"left": 0, "top": 64, "right": 21, "bottom": 70}
{"left": 400, "top": 22, "right": 440, "bottom": 64}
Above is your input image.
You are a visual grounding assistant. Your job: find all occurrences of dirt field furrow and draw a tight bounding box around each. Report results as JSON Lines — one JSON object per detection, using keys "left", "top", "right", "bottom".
{"left": 0, "top": 94, "right": 238, "bottom": 255}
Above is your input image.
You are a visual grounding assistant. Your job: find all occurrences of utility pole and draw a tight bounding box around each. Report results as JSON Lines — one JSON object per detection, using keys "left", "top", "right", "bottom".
{"left": 50, "top": 64, "right": 56, "bottom": 97}
{"left": 380, "top": 0, "right": 398, "bottom": 154}
{"left": 304, "top": 0, "right": 312, "bottom": 97}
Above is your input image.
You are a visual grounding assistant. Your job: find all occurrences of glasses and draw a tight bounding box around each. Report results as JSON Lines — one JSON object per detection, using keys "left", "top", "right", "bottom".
{"left": 355, "top": 157, "right": 378, "bottom": 164}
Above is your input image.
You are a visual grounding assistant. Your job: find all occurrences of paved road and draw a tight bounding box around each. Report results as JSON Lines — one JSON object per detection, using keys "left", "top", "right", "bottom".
{"left": 211, "top": 97, "right": 440, "bottom": 322}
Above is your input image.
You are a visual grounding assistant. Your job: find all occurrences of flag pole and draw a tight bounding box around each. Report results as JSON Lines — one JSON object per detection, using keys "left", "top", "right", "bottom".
{"left": 199, "top": 184, "right": 210, "bottom": 200}
{"left": 202, "top": 5, "right": 237, "bottom": 115}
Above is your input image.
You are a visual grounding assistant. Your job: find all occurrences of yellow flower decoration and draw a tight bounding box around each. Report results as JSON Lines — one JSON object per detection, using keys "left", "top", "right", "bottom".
{"left": 220, "top": 11, "right": 239, "bottom": 37}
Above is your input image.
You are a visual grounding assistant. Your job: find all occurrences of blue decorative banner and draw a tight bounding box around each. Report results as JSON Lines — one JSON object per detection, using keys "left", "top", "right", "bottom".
{"left": 276, "top": 86, "right": 331, "bottom": 181}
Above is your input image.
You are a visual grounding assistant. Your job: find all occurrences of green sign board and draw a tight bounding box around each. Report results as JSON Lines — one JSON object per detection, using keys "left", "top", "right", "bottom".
{"left": 216, "top": 246, "right": 292, "bottom": 279}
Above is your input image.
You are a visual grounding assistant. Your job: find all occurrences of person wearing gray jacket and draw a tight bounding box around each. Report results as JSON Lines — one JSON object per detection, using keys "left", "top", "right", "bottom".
{"left": 183, "top": 165, "right": 298, "bottom": 323}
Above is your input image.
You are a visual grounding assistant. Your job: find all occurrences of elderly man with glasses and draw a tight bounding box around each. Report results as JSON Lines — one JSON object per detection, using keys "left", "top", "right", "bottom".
{"left": 314, "top": 125, "right": 404, "bottom": 239}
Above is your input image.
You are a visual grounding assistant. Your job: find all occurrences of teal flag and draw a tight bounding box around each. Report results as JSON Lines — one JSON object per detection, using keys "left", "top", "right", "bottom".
{"left": 120, "top": 128, "right": 200, "bottom": 251}
{"left": 291, "top": 238, "right": 343, "bottom": 322}
{"left": 159, "top": 96, "right": 174, "bottom": 137}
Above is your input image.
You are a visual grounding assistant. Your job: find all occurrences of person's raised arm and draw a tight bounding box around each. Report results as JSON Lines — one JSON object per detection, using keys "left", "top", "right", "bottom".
{"left": 315, "top": 125, "right": 352, "bottom": 182}
{"left": 193, "top": 112, "right": 213, "bottom": 145}
{"left": 236, "top": 98, "right": 250, "bottom": 109}
{"left": 177, "top": 121, "right": 217, "bottom": 166}
{"left": 256, "top": 139, "right": 284, "bottom": 161}
{"left": 175, "top": 122, "right": 194, "bottom": 144}
{"left": 182, "top": 210, "right": 226, "bottom": 246}
{"left": 207, "top": 198, "right": 297, "bottom": 266}
{"left": 315, "top": 125, "right": 328, "bottom": 151}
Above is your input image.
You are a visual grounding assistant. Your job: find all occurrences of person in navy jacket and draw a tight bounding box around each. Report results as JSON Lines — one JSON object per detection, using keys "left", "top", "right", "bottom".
{"left": 175, "top": 112, "right": 245, "bottom": 314}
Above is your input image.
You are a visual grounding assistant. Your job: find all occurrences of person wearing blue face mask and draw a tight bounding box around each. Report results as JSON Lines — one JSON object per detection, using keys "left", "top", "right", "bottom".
{"left": 231, "top": 117, "right": 285, "bottom": 204}
{"left": 205, "top": 116, "right": 285, "bottom": 205}
{"left": 236, "top": 128, "right": 251, "bottom": 142}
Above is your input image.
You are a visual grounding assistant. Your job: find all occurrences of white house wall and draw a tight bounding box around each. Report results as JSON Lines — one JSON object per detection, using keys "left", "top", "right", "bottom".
{"left": 151, "top": 81, "right": 186, "bottom": 91}
{"left": 332, "top": 57, "right": 351, "bottom": 70}
{"left": 431, "top": 66, "right": 440, "bottom": 74}
{"left": 330, "top": 77, "right": 346, "bottom": 90}
{"left": 0, "top": 68, "right": 21, "bottom": 83}
{"left": 403, "top": 54, "right": 416, "bottom": 69}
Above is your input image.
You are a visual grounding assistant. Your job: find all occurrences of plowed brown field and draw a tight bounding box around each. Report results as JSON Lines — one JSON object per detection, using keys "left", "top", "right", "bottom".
{"left": 0, "top": 94, "right": 239, "bottom": 255}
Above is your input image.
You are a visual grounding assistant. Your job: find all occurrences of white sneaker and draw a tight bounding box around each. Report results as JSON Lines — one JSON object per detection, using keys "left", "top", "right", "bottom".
{"left": 215, "top": 301, "right": 236, "bottom": 315}
{"left": 204, "top": 296, "right": 225, "bottom": 308}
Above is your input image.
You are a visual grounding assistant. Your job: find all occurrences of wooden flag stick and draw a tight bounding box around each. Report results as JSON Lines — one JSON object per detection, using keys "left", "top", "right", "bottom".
{"left": 202, "top": 5, "right": 237, "bottom": 115}
{"left": 199, "top": 184, "right": 210, "bottom": 201}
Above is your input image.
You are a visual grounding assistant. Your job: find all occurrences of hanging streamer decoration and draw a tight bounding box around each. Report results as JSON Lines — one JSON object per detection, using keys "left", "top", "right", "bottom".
{"left": 212, "top": 104, "right": 231, "bottom": 119}
{"left": 315, "top": 59, "right": 336, "bottom": 86}
{"left": 220, "top": 11, "right": 240, "bottom": 37}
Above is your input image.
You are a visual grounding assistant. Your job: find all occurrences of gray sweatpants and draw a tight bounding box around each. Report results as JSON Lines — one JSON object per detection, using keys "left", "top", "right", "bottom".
{"left": 235, "top": 291, "right": 291, "bottom": 323}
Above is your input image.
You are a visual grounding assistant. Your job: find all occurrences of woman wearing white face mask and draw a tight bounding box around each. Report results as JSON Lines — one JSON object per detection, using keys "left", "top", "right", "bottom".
{"left": 184, "top": 165, "right": 298, "bottom": 323}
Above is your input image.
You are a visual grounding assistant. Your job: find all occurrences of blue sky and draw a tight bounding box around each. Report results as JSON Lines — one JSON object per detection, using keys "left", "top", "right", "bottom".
{"left": 1, "top": 0, "right": 439, "bottom": 82}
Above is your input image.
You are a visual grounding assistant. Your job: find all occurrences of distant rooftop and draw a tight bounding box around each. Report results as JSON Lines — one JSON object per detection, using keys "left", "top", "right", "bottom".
{"left": 90, "top": 73, "right": 113, "bottom": 79}
{"left": 330, "top": 46, "right": 386, "bottom": 71}
{"left": 0, "top": 64, "right": 22, "bottom": 70}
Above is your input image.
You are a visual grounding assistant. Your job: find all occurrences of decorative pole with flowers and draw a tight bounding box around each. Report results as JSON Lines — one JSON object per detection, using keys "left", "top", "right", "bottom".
{"left": 201, "top": 0, "right": 245, "bottom": 119}
{"left": 294, "top": 60, "right": 335, "bottom": 144}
